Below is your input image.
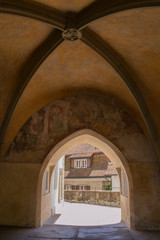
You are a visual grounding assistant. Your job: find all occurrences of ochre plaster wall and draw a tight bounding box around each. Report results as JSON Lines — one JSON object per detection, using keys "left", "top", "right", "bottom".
{"left": 121, "top": 195, "right": 130, "bottom": 228}
{"left": 129, "top": 162, "right": 160, "bottom": 230}
{"left": 1, "top": 95, "right": 160, "bottom": 230}
{"left": 65, "top": 178, "right": 109, "bottom": 190}
{"left": 0, "top": 163, "right": 41, "bottom": 227}
{"left": 41, "top": 193, "right": 52, "bottom": 224}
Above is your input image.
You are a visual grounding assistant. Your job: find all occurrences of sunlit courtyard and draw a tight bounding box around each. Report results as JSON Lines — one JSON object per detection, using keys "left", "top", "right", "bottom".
{"left": 51, "top": 202, "right": 121, "bottom": 226}
{"left": 2, "top": 202, "right": 160, "bottom": 240}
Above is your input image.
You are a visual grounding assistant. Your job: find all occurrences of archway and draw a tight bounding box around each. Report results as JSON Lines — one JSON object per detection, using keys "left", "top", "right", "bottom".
{"left": 2, "top": 94, "right": 158, "bottom": 230}
{"left": 36, "top": 129, "right": 133, "bottom": 228}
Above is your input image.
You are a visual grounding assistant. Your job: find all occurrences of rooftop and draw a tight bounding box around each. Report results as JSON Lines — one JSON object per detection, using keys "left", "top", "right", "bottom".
{"left": 66, "top": 143, "right": 101, "bottom": 159}
{"left": 65, "top": 163, "right": 117, "bottom": 178}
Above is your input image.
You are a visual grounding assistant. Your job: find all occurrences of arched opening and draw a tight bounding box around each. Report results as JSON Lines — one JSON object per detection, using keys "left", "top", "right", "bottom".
{"left": 36, "top": 129, "right": 133, "bottom": 228}
{"left": 54, "top": 143, "right": 121, "bottom": 226}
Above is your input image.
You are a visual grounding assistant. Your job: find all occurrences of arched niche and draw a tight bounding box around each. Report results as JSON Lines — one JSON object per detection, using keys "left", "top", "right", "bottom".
{"left": 36, "top": 129, "right": 133, "bottom": 228}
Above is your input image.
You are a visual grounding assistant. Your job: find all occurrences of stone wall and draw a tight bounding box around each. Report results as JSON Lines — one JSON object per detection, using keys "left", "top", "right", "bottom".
{"left": 0, "top": 162, "right": 41, "bottom": 227}
{"left": 1, "top": 94, "right": 159, "bottom": 229}
{"left": 64, "top": 190, "right": 120, "bottom": 207}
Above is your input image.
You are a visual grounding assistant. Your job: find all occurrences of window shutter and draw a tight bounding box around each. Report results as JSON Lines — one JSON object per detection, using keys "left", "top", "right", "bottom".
{"left": 87, "top": 158, "right": 91, "bottom": 168}
{"left": 86, "top": 185, "right": 90, "bottom": 190}
{"left": 71, "top": 159, "right": 74, "bottom": 168}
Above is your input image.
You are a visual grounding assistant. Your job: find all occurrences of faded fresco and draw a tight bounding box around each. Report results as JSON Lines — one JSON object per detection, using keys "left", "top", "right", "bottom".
{"left": 5, "top": 95, "right": 142, "bottom": 163}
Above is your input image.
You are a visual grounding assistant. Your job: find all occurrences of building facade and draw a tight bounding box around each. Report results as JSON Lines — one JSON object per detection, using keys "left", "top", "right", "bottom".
{"left": 64, "top": 144, "right": 120, "bottom": 192}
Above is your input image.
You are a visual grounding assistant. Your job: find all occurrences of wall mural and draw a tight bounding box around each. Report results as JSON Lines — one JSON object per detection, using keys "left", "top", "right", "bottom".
{"left": 5, "top": 95, "right": 142, "bottom": 163}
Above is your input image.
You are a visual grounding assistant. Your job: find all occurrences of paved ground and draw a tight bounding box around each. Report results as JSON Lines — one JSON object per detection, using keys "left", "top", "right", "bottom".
{"left": 51, "top": 202, "right": 121, "bottom": 226}
{"left": 0, "top": 203, "right": 160, "bottom": 240}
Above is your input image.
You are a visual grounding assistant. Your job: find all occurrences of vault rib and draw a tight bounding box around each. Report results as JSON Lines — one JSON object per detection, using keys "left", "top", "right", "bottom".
{"left": 0, "top": 0, "right": 160, "bottom": 169}
{"left": 81, "top": 28, "right": 160, "bottom": 169}
{"left": 77, "top": 0, "right": 160, "bottom": 29}
{"left": 0, "top": 29, "right": 64, "bottom": 155}
{"left": 0, "top": 0, "right": 66, "bottom": 30}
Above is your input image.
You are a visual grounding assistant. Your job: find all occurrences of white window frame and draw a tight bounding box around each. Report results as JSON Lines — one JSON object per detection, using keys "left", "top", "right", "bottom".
{"left": 80, "top": 185, "right": 90, "bottom": 190}
{"left": 82, "top": 159, "right": 87, "bottom": 168}
{"left": 74, "top": 159, "right": 87, "bottom": 168}
{"left": 75, "top": 160, "right": 81, "bottom": 168}
{"left": 65, "top": 185, "right": 72, "bottom": 190}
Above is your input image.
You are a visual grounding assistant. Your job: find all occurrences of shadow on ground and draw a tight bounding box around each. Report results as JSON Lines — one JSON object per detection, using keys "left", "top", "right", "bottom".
{"left": 1, "top": 221, "right": 160, "bottom": 240}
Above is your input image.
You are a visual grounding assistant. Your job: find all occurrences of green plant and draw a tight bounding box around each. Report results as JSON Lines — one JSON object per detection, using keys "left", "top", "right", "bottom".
{"left": 105, "top": 184, "right": 111, "bottom": 191}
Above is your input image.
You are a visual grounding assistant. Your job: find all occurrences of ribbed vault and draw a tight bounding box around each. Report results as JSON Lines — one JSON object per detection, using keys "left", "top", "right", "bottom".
{"left": 0, "top": 0, "right": 160, "bottom": 169}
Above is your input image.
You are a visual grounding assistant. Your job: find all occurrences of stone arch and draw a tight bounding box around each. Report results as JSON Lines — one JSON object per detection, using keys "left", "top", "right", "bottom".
{"left": 36, "top": 129, "right": 133, "bottom": 227}
{"left": 3, "top": 94, "right": 159, "bottom": 230}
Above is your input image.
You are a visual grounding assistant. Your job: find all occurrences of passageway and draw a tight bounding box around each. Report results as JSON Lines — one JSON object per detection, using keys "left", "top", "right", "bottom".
{"left": 1, "top": 1, "right": 160, "bottom": 239}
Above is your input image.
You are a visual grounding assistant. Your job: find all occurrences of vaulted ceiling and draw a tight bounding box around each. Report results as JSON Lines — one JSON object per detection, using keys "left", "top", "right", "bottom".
{"left": 0, "top": 0, "right": 160, "bottom": 166}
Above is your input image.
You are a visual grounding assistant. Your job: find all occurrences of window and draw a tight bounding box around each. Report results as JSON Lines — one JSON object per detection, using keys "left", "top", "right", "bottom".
{"left": 58, "top": 168, "right": 63, "bottom": 203}
{"left": 65, "top": 185, "right": 72, "bottom": 190}
{"left": 74, "top": 159, "right": 87, "bottom": 168}
{"left": 82, "top": 160, "right": 87, "bottom": 168}
{"left": 54, "top": 164, "right": 58, "bottom": 190}
{"left": 67, "top": 185, "right": 91, "bottom": 190}
{"left": 71, "top": 185, "right": 79, "bottom": 190}
{"left": 121, "top": 168, "right": 128, "bottom": 197}
{"left": 43, "top": 170, "right": 49, "bottom": 195}
{"left": 76, "top": 160, "right": 81, "bottom": 168}
{"left": 80, "top": 185, "right": 90, "bottom": 190}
